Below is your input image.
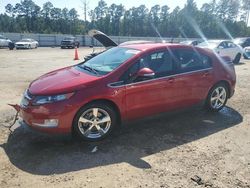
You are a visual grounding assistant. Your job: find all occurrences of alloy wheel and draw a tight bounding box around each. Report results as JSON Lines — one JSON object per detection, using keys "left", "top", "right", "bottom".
{"left": 78, "top": 108, "right": 111, "bottom": 139}
{"left": 210, "top": 86, "right": 227, "bottom": 110}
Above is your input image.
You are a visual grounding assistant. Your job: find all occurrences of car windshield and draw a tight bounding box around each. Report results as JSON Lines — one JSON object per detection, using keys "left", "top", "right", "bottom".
{"left": 180, "top": 40, "right": 192, "bottom": 44}
{"left": 78, "top": 47, "right": 140, "bottom": 76}
{"left": 233, "top": 38, "right": 245, "bottom": 44}
{"left": 20, "top": 39, "right": 31, "bottom": 42}
{"left": 64, "top": 37, "right": 74, "bottom": 40}
{"left": 198, "top": 41, "right": 220, "bottom": 48}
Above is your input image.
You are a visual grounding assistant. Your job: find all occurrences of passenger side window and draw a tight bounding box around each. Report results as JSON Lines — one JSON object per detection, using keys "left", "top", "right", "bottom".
{"left": 227, "top": 42, "right": 236, "bottom": 48}
{"left": 121, "top": 51, "right": 175, "bottom": 83}
{"left": 173, "top": 49, "right": 212, "bottom": 73}
{"left": 218, "top": 42, "right": 226, "bottom": 49}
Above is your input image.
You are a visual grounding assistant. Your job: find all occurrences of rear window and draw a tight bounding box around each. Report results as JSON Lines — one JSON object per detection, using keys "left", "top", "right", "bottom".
{"left": 173, "top": 49, "right": 212, "bottom": 73}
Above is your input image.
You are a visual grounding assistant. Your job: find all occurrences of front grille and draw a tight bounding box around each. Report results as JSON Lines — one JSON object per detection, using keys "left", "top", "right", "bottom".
{"left": 16, "top": 44, "right": 24, "bottom": 47}
{"left": 61, "top": 41, "right": 72, "bottom": 45}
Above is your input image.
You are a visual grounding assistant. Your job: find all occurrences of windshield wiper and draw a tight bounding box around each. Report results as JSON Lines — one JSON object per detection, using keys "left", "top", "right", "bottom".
{"left": 82, "top": 65, "right": 100, "bottom": 75}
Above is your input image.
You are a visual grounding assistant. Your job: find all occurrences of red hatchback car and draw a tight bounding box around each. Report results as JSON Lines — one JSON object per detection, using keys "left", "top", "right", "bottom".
{"left": 19, "top": 43, "right": 236, "bottom": 141}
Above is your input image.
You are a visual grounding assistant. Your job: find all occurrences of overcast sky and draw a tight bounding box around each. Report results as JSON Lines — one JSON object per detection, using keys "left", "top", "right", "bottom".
{"left": 1, "top": 0, "right": 210, "bottom": 19}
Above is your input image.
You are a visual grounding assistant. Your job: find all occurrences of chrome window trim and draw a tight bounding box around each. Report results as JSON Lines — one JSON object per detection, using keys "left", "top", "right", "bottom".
{"left": 108, "top": 67, "right": 213, "bottom": 88}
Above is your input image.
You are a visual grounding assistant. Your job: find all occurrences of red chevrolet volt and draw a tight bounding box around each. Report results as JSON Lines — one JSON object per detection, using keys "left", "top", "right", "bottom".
{"left": 19, "top": 42, "right": 236, "bottom": 141}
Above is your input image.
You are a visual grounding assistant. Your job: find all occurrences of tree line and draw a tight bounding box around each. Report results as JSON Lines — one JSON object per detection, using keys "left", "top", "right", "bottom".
{"left": 1, "top": 0, "right": 250, "bottom": 39}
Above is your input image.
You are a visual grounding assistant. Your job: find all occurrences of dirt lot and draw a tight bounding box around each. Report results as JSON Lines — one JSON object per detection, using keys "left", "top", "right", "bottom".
{"left": 0, "top": 47, "right": 249, "bottom": 188}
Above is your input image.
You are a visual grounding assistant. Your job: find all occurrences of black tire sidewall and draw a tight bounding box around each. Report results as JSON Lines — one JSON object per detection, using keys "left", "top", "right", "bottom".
{"left": 234, "top": 54, "right": 241, "bottom": 64}
{"left": 206, "top": 83, "right": 229, "bottom": 112}
{"left": 73, "top": 102, "right": 117, "bottom": 141}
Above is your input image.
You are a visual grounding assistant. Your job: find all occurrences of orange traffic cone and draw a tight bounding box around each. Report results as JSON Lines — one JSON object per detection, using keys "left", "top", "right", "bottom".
{"left": 74, "top": 47, "right": 79, "bottom": 60}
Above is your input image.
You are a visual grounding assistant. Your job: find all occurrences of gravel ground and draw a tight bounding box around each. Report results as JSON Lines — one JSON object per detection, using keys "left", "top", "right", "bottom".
{"left": 0, "top": 47, "right": 249, "bottom": 188}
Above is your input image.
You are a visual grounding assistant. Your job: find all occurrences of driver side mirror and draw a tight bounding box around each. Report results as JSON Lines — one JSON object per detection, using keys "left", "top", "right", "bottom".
{"left": 218, "top": 45, "right": 224, "bottom": 49}
{"left": 136, "top": 67, "right": 155, "bottom": 80}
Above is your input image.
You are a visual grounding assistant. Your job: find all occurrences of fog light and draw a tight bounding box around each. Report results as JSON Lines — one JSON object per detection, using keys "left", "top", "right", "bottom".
{"left": 32, "top": 119, "right": 58, "bottom": 128}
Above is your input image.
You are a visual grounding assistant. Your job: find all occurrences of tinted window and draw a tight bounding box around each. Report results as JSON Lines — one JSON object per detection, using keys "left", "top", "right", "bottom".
{"left": 227, "top": 42, "right": 236, "bottom": 48}
{"left": 121, "top": 51, "right": 174, "bottom": 83}
{"left": 173, "top": 49, "right": 212, "bottom": 73}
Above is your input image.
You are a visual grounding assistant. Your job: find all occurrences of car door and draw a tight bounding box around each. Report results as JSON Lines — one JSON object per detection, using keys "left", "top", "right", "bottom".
{"left": 217, "top": 41, "right": 236, "bottom": 60}
{"left": 216, "top": 42, "right": 229, "bottom": 57}
{"left": 172, "top": 48, "right": 214, "bottom": 107}
{"left": 227, "top": 41, "right": 240, "bottom": 59}
{"left": 122, "top": 50, "right": 179, "bottom": 120}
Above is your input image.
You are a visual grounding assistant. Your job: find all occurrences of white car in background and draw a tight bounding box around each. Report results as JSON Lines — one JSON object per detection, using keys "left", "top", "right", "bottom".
{"left": 15, "top": 38, "right": 39, "bottom": 49}
{"left": 0, "top": 35, "right": 12, "bottom": 47}
{"left": 198, "top": 40, "right": 243, "bottom": 64}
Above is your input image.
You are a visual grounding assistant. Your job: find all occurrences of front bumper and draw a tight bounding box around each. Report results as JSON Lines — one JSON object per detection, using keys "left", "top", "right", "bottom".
{"left": 16, "top": 45, "right": 29, "bottom": 49}
{"left": 61, "top": 44, "right": 74, "bottom": 48}
{"left": 19, "top": 102, "right": 78, "bottom": 134}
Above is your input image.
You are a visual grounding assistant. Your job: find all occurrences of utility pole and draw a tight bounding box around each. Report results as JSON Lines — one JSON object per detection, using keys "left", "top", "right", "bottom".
{"left": 82, "top": 0, "right": 89, "bottom": 22}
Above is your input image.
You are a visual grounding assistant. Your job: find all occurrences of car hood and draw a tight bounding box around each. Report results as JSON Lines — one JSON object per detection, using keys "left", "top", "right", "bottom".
{"left": 15, "top": 42, "right": 31, "bottom": 45}
{"left": 88, "top": 29, "right": 117, "bottom": 48}
{"left": 29, "top": 66, "right": 100, "bottom": 95}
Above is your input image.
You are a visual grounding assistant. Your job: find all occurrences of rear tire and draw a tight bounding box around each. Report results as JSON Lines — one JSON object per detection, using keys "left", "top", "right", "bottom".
{"left": 73, "top": 102, "right": 117, "bottom": 141}
{"left": 233, "top": 53, "right": 241, "bottom": 64}
{"left": 205, "top": 83, "right": 229, "bottom": 112}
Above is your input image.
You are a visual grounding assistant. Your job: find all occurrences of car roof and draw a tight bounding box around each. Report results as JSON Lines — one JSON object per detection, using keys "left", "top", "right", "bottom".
{"left": 121, "top": 43, "right": 182, "bottom": 51}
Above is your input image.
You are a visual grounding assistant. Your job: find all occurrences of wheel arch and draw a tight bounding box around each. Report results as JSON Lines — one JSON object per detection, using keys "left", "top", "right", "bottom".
{"left": 72, "top": 98, "right": 122, "bottom": 132}
{"left": 209, "top": 80, "right": 232, "bottom": 97}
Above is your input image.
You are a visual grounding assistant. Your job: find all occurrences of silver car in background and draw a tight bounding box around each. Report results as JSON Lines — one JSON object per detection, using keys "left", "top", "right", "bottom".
{"left": 198, "top": 40, "right": 243, "bottom": 64}
{"left": 0, "top": 35, "right": 12, "bottom": 47}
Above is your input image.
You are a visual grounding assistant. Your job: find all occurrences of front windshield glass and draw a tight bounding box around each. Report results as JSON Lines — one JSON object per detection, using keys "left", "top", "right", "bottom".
{"left": 64, "top": 37, "right": 74, "bottom": 40}
{"left": 233, "top": 38, "right": 245, "bottom": 44}
{"left": 78, "top": 47, "right": 140, "bottom": 76}
{"left": 180, "top": 41, "right": 191, "bottom": 44}
{"left": 20, "top": 39, "right": 31, "bottom": 42}
{"left": 198, "top": 41, "right": 219, "bottom": 48}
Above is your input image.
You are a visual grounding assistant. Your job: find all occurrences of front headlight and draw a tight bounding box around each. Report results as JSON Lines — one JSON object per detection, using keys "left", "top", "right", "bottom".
{"left": 32, "top": 92, "right": 75, "bottom": 105}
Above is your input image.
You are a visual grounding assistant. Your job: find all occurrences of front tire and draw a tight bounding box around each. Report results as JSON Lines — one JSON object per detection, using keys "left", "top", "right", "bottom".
{"left": 205, "top": 83, "right": 229, "bottom": 112}
{"left": 73, "top": 102, "right": 117, "bottom": 141}
{"left": 233, "top": 53, "right": 241, "bottom": 64}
